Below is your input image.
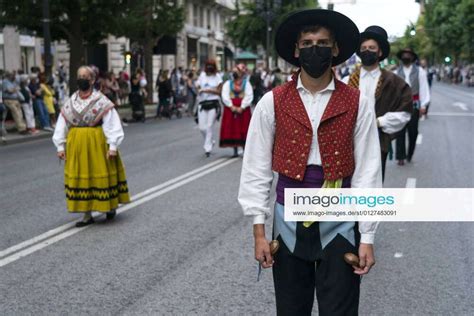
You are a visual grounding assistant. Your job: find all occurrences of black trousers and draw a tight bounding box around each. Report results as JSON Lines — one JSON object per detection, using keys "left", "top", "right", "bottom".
{"left": 272, "top": 235, "right": 361, "bottom": 316}
{"left": 381, "top": 151, "right": 388, "bottom": 183}
{"left": 396, "top": 108, "right": 420, "bottom": 161}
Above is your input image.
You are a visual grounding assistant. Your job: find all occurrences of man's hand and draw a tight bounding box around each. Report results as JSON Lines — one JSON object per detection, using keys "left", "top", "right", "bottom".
{"left": 254, "top": 224, "right": 273, "bottom": 268}
{"left": 255, "top": 236, "right": 273, "bottom": 268}
{"left": 353, "top": 243, "right": 375, "bottom": 275}
{"left": 107, "top": 150, "right": 117, "bottom": 160}
{"left": 57, "top": 151, "right": 66, "bottom": 160}
{"left": 420, "top": 107, "right": 427, "bottom": 115}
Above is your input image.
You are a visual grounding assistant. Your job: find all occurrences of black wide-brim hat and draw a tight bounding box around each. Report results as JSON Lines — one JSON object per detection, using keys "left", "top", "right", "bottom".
{"left": 275, "top": 9, "right": 360, "bottom": 67}
{"left": 357, "top": 25, "right": 390, "bottom": 61}
{"left": 397, "top": 48, "right": 418, "bottom": 61}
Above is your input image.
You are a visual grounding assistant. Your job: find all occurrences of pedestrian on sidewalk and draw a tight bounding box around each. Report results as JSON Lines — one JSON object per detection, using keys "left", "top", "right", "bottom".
{"left": 196, "top": 59, "right": 223, "bottom": 157}
{"left": 0, "top": 69, "right": 7, "bottom": 141}
{"left": 185, "top": 70, "right": 198, "bottom": 116}
{"left": 102, "top": 71, "right": 120, "bottom": 107}
{"left": 239, "top": 9, "right": 382, "bottom": 315}
{"left": 29, "top": 76, "right": 53, "bottom": 132}
{"left": 129, "top": 73, "right": 145, "bottom": 122}
{"left": 156, "top": 70, "right": 172, "bottom": 119}
{"left": 19, "top": 75, "right": 40, "bottom": 135}
{"left": 52, "top": 65, "right": 130, "bottom": 227}
{"left": 118, "top": 71, "right": 130, "bottom": 105}
{"left": 394, "top": 48, "right": 431, "bottom": 165}
{"left": 346, "top": 26, "right": 413, "bottom": 181}
{"left": 2, "top": 71, "right": 28, "bottom": 135}
{"left": 39, "top": 73, "right": 57, "bottom": 128}
{"left": 219, "top": 63, "right": 253, "bottom": 157}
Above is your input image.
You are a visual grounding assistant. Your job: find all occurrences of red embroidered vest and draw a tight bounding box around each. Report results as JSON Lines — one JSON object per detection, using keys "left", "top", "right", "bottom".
{"left": 272, "top": 76, "right": 360, "bottom": 181}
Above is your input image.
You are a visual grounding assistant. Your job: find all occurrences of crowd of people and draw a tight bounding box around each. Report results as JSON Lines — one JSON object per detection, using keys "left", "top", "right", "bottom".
{"left": 0, "top": 67, "right": 68, "bottom": 141}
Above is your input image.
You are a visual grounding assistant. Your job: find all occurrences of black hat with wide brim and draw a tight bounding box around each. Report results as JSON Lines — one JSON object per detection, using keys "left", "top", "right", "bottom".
{"left": 357, "top": 25, "right": 390, "bottom": 61}
{"left": 275, "top": 9, "right": 360, "bottom": 67}
{"left": 397, "top": 48, "right": 419, "bottom": 61}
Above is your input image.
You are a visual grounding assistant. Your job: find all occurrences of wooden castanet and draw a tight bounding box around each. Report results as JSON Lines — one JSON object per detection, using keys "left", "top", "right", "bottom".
{"left": 269, "top": 240, "right": 280, "bottom": 255}
{"left": 344, "top": 253, "right": 360, "bottom": 268}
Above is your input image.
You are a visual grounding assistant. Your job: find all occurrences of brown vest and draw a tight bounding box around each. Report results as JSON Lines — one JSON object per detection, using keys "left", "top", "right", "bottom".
{"left": 272, "top": 76, "right": 360, "bottom": 181}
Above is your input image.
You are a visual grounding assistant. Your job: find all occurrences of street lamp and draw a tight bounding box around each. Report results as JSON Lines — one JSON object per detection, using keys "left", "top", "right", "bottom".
{"left": 444, "top": 56, "right": 451, "bottom": 63}
{"left": 256, "top": 0, "right": 281, "bottom": 68}
{"left": 410, "top": 27, "right": 416, "bottom": 36}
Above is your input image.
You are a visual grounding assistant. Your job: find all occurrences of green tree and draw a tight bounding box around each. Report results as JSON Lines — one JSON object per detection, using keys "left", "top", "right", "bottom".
{"left": 225, "top": 0, "right": 318, "bottom": 54}
{"left": 390, "top": 15, "right": 434, "bottom": 64}
{"left": 112, "top": 0, "right": 185, "bottom": 101}
{"left": 0, "top": 0, "right": 124, "bottom": 92}
{"left": 424, "top": 0, "right": 472, "bottom": 63}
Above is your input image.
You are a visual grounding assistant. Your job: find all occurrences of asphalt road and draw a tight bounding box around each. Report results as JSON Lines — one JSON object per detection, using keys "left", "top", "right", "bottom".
{"left": 0, "top": 82, "right": 472, "bottom": 315}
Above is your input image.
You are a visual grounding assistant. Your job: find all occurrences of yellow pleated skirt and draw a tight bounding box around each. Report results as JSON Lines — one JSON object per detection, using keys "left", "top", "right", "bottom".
{"left": 64, "top": 127, "right": 130, "bottom": 213}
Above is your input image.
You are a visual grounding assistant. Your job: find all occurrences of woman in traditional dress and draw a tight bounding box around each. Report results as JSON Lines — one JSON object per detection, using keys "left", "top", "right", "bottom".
{"left": 53, "top": 66, "right": 130, "bottom": 227}
{"left": 220, "top": 63, "right": 253, "bottom": 157}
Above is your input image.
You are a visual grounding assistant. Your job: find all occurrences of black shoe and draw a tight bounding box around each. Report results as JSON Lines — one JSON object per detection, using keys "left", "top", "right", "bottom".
{"left": 205, "top": 152, "right": 210, "bottom": 158}
{"left": 75, "top": 217, "right": 94, "bottom": 227}
{"left": 106, "top": 210, "right": 116, "bottom": 220}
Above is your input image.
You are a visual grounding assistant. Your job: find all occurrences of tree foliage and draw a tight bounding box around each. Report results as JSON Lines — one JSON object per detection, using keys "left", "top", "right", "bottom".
{"left": 225, "top": 0, "right": 318, "bottom": 51}
{"left": 391, "top": 0, "right": 473, "bottom": 64}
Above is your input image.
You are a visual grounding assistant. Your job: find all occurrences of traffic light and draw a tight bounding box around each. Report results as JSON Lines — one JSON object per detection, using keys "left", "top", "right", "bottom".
{"left": 124, "top": 51, "right": 132, "bottom": 65}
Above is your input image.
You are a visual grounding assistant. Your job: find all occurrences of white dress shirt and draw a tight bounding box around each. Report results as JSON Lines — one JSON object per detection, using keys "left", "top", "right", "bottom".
{"left": 360, "top": 67, "right": 411, "bottom": 134}
{"left": 402, "top": 65, "right": 431, "bottom": 108}
{"left": 52, "top": 108, "right": 124, "bottom": 152}
{"left": 221, "top": 79, "right": 254, "bottom": 109}
{"left": 238, "top": 75, "right": 382, "bottom": 244}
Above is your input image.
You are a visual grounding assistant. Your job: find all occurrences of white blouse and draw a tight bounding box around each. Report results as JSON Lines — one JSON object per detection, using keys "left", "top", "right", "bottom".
{"left": 52, "top": 108, "right": 124, "bottom": 152}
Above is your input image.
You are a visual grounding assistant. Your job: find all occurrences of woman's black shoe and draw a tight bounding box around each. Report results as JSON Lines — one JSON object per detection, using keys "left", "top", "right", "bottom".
{"left": 205, "top": 152, "right": 211, "bottom": 158}
{"left": 106, "top": 210, "right": 116, "bottom": 220}
{"left": 75, "top": 217, "right": 94, "bottom": 228}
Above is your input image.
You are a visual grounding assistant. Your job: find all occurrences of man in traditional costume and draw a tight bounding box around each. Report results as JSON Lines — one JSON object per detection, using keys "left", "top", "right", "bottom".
{"left": 196, "top": 60, "right": 223, "bottom": 157}
{"left": 395, "top": 48, "right": 430, "bottom": 165}
{"left": 347, "top": 26, "right": 413, "bottom": 181}
{"left": 220, "top": 63, "right": 254, "bottom": 157}
{"left": 238, "top": 9, "right": 382, "bottom": 315}
{"left": 53, "top": 66, "right": 130, "bottom": 227}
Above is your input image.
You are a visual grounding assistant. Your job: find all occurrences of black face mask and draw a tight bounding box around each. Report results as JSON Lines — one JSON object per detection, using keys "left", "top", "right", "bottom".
{"left": 206, "top": 66, "right": 215, "bottom": 73}
{"left": 298, "top": 45, "right": 333, "bottom": 79}
{"left": 401, "top": 57, "right": 412, "bottom": 66}
{"left": 360, "top": 50, "right": 379, "bottom": 66}
{"left": 232, "top": 72, "right": 239, "bottom": 80}
{"left": 77, "top": 78, "right": 91, "bottom": 91}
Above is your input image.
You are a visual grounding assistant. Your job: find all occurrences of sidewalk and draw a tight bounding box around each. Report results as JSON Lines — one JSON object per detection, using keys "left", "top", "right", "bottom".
{"left": 1, "top": 104, "right": 157, "bottom": 146}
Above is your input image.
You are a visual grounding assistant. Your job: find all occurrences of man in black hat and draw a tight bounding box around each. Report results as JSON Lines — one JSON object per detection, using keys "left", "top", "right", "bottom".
{"left": 347, "top": 26, "right": 413, "bottom": 181}
{"left": 239, "top": 9, "right": 382, "bottom": 315}
{"left": 395, "top": 48, "right": 431, "bottom": 165}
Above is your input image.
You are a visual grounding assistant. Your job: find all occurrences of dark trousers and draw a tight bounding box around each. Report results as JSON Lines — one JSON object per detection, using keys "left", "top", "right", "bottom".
{"left": 396, "top": 109, "right": 420, "bottom": 161}
{"left": 272, "top": 235, "right": 360, "bottom": 316}
{"left": 381, "top": 151, "right": 388, "bottom": 182}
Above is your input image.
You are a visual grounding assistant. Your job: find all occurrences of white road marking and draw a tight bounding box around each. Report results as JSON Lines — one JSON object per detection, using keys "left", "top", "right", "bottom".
{"left": 394, "top": 252, "right": 404, "bottom": 258}
{"left": 406, "top": 178, "right": 417, "bottom": 188}
{"left": 0, "top": 157, "right": 238, "bottom": 268}
{"left": 404, "top": 178, "right": 417, "bottom": 204}
{"left": 416, "top": 134, "right": 423, "bottom": 145}
{"left": 452, "top": 102, "right": 469, "bottom": 111}
{"left": 428, "top": 112, "right": 474, "bottom": 117}
{"left": 0, "top": 158, "right": 231, "bottom": 260}
{"left": 398, "top": 228, "right": 407, "bottom": 232}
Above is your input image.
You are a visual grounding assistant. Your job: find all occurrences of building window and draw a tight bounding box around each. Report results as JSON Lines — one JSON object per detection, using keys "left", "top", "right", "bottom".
{"left": 207, "top": 9, "right": 212, "bottom": 29}
{"left": 200, "top": 6, "right": 204, "bottom": 28}
{"left": 193, "top": 4, "right": 199, "bottom": 27}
